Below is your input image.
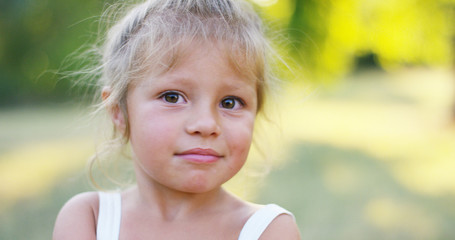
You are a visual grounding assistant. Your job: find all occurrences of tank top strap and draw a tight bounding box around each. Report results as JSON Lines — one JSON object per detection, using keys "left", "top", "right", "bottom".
{"left": 97, "top": 192, "right": 122, "bottom": 240}
{"left": 238, "top": 204, "right": 293, "bottom": 240}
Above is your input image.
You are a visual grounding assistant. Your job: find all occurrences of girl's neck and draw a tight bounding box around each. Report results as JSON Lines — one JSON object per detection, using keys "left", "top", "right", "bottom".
{"left": 131, "top": 181, "right": 230, "bottom": 221}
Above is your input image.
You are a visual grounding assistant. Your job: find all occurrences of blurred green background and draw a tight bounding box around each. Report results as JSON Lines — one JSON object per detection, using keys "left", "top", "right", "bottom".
{"left": 1, "top": 0, "right": 455, "bottom": 239}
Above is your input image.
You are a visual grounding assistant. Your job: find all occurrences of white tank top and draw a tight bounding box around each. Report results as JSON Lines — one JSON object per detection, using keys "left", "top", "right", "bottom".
{"left": 96, "top": 192, "right": 293, "bottom": 240}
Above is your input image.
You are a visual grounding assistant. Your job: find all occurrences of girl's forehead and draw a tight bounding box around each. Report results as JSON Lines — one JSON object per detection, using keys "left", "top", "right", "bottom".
{"left": 173, "top": 39, "right": 234, "bottom": 62}
{"left": 173, "top": 40, "right": 233, "bottom": 68}
{"left": 138, "top": 38, "right": 257, "bottom": 85}
{"left": 146, "top": 44, "right": 250, "bottom": 84}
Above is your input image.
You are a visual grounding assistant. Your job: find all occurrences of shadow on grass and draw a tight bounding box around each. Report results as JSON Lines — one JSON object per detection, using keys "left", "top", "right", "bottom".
{"left": 0, "top": 172, "right": 90, "bottom": 240}
{"left": 256, "top": 142, "right": 455, "bottom": 240}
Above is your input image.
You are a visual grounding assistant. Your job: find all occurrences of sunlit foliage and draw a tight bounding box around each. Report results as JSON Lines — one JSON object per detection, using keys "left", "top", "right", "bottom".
{"left": 253, "top": 0, "right": 454, "bottom": 81}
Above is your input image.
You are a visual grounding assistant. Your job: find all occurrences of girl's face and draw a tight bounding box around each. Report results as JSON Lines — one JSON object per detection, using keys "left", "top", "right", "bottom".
{"left": 124, "top": 42, "right": 258, "bottom": 193}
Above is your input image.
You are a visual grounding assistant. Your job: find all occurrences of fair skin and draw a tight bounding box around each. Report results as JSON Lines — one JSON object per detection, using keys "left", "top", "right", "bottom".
{"left": 53, "top": 41, "right": 301, "bottom": 239}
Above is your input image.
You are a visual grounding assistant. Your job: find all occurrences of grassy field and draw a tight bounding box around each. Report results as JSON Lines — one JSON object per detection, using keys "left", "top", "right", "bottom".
{"left": 1, "top": 69, "right": 455, "bottom": 239}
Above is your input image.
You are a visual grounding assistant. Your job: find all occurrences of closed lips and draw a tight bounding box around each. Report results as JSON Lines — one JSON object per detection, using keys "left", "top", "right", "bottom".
{"left": 176, "top": 148, "right": 222, "bottom": 163}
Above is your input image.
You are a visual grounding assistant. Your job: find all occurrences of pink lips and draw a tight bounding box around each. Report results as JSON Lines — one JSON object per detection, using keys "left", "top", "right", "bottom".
{"left": 176, "top": 148, "right": 222, "bottom": 164}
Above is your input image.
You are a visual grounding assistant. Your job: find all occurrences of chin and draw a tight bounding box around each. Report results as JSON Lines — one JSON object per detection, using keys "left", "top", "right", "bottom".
{"left": 179, "top": 176, "right": 223, "bottom": 194}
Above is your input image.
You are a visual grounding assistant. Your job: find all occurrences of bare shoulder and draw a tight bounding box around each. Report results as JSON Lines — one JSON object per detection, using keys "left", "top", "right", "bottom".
{"left": 53, "top": 191, "right": 99, "bottom": 240}
{"left": 260, "top": 212, "right": 301, "bottom": 240}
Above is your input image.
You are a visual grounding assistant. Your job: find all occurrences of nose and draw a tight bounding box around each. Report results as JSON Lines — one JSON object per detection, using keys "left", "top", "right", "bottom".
{"left": 185, "top": 103, "right": 221, "bottom": 137}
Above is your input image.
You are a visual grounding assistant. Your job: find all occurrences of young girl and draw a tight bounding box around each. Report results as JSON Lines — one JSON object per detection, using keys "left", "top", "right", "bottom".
{"left": 53, "top": 0, "right": 300, "bottom": 239}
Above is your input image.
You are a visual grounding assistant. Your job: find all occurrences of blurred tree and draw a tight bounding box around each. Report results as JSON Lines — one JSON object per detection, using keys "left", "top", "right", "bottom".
{"left": 0, "top": 0, "right": 454, "bottom": 105}
{"left": 255, "top": 0, "right": 454, "bottom": 82}
{"left": 0, "top": 0, "right": 108, "bottom": 106}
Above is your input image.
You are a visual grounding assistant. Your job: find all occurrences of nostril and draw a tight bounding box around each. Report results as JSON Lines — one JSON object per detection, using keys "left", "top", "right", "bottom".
{"left": 186, "top": 123, "right": 221, "bottom": 137}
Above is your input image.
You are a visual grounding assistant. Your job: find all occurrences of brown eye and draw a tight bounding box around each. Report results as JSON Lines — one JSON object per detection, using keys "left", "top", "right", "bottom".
{"left": 160, "top": 91, "right": 185, "bottom": 104}
{"left": 221, "top": 98, "right": 235, "bottom": 109}
{"left": 220, "top": 97, "right": 244, "bottom": 110}
{"left": 164, "top": 93, "right": 179, "bottom": 103}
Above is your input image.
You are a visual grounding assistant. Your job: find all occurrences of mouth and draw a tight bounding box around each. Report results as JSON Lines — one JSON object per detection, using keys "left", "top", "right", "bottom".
{"left": 175, "top": 148, "right": 222, "bottom": 164}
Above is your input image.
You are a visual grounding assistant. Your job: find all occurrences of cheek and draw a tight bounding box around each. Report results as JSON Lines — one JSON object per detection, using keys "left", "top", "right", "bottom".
{"left": 226, "top": 117, "right": 255, "bottom": 160}
{"left": 128, "top": 111, "right": 179, "bottom": 155}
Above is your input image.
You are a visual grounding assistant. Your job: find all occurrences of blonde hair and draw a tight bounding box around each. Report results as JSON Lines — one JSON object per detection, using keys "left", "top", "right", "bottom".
{"left": 88, "top": 0, "right": 279, "bottom": 188}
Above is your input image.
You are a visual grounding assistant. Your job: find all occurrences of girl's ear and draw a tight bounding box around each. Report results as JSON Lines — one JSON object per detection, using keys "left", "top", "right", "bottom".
{"left": 102, "top": 87, "right": 126, "bottom": 131}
